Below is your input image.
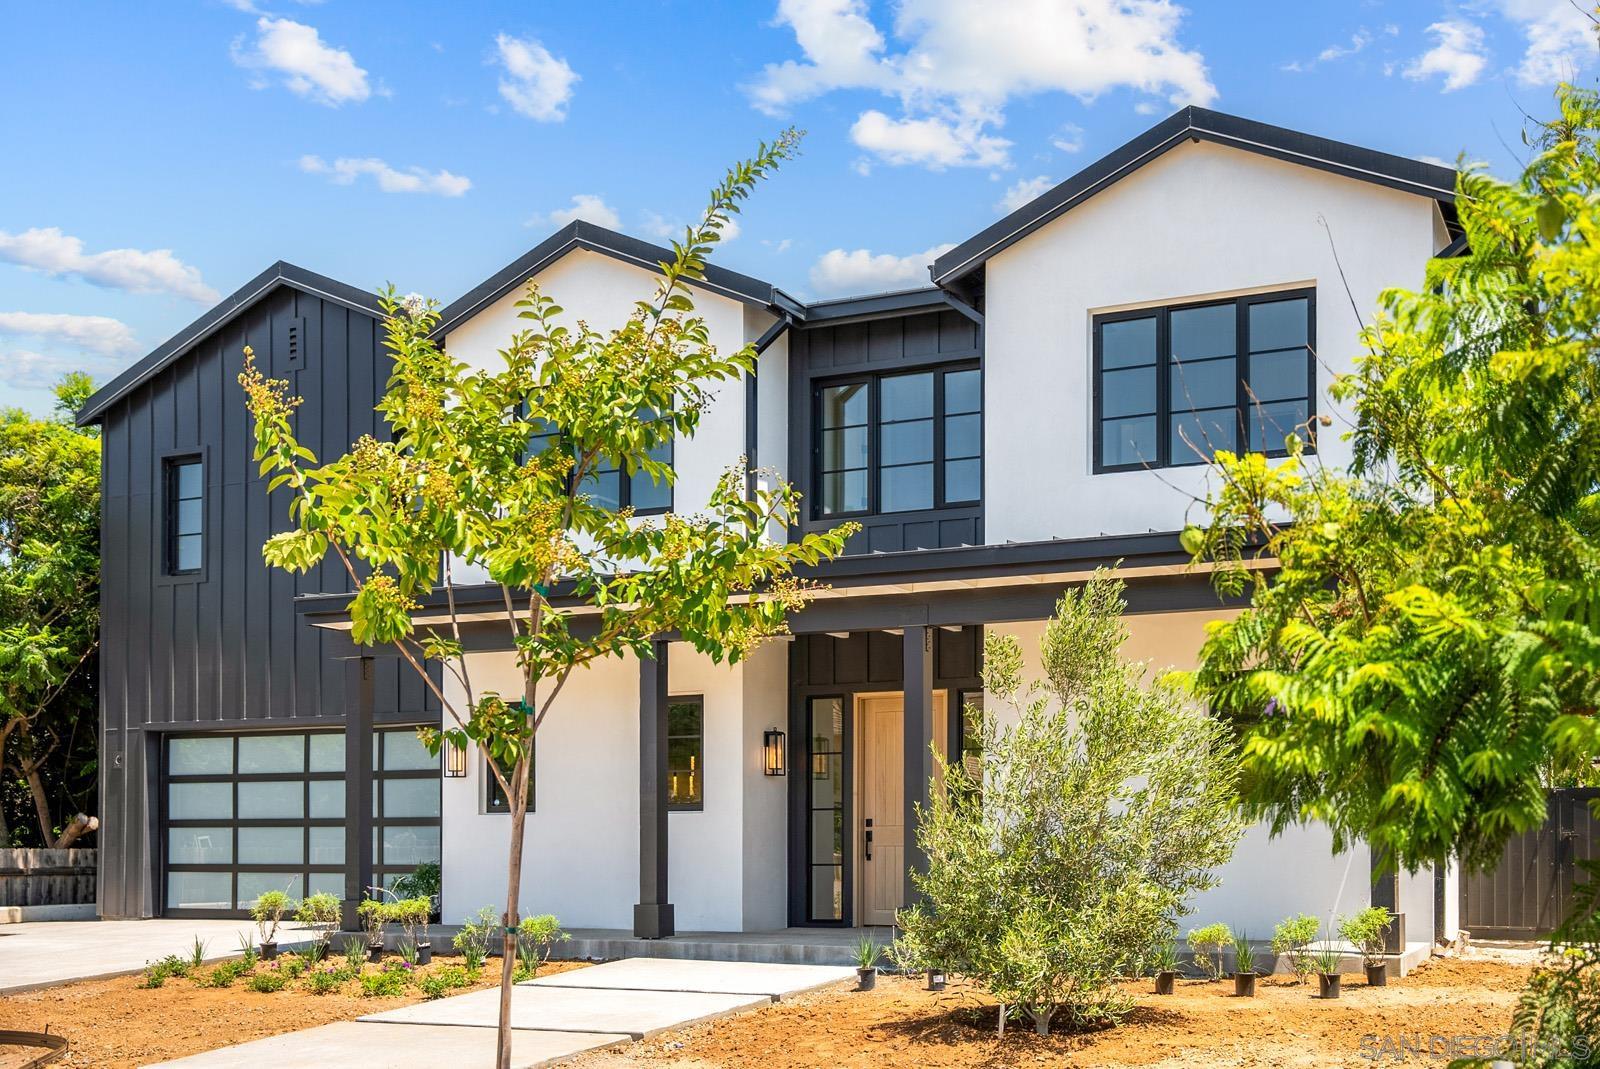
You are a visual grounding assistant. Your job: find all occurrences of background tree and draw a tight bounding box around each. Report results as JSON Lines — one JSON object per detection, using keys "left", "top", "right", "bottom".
{"left": 0, "top": 373, "right": 100, "bottom": 848}
{"left": 894, "top": 572, "right": 1242, "bottom": 1037}
{"left": 1182, "top": 86, "right": 1600, "bottom": 874}
{"left": 243, "top": 131, "right": 853, "bottom": 1069}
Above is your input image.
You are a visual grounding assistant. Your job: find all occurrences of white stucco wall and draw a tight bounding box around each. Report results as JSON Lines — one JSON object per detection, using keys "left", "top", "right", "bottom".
{"left": 438, "top": 639, "right": 789, "bottom": 932}
{"left": 983, "top": 139, "right": 1444, "bottom": 543}
{"left": 987, "top": 607, "right": 1367, "bottom": 941}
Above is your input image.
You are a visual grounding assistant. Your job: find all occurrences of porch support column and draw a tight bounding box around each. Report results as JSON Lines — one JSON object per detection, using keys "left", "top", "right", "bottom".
{"left": 903, "top": 625, "right": 934, "bottom": 907}
{"left": 341, "top": 656, "right": 375, "bottom": 933}
{"left": 634, "top": 639, "right": 675, "bottom": 938}
{"left": 1369, "top": 844, "right": 1406, "bottom": 953}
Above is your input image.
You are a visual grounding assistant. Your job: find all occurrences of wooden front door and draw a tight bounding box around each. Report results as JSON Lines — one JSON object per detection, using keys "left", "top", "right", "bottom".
{"left": 855, "top": 693, "right": 948, "bottom": 927}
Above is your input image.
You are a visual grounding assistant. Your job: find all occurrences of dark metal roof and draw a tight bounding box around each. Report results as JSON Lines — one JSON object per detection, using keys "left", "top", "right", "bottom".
{"left": 432, "top": 219, "right": 806, "bottom": 338}
{"left": 76, "top": 260, "right": 384, "bottom": 425}
{"left": 798, "top": 286, "right": 953, "bottom": 326}
{"left": 931, "top": 106, "right": 1460, "bottom": 287}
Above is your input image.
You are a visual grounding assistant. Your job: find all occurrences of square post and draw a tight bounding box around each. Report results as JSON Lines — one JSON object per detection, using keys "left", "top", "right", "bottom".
{"left": 902, "top": 625, "right": 933, "bottom": 906}
{"left": 341, "top": 656, "right": 375, "bottom": 934}
{"left": 634, "top": 638, "right": 674, "bottom": 938}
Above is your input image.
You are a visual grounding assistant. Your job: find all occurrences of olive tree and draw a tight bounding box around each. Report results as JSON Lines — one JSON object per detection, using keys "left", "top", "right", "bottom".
{"left": 895, "top": 572, "right": 1243, "bottom": 1036}
{"left": 241, "top": 131, "right": 853, "bottom": 1068}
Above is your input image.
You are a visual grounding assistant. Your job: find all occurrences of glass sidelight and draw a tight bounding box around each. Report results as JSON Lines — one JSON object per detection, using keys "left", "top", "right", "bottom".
{"left": 806, "top": 697, "right": 845, "bottom": 921}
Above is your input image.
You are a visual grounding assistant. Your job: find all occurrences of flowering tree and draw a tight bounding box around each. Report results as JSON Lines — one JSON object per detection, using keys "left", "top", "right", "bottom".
{"left": 242, "top": 131, "right": 853, "bottom": 1068}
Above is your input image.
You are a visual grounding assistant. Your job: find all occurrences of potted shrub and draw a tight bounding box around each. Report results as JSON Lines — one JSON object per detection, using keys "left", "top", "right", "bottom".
{"left": 250, "top": 890, "right": 292, "bottom": 960}
{"left": 357, "top": 898, "right": 388, "bottom": 963}
{"left": 1313, "top": 943, "right": 1343, "bottom": 999}
{"left": 1339, "top": 906, "right": 1393, "bottom": 986}
{"left": 1271, "top": 914, "right": 1320, "bottom": 985}
{"left": 854, "top": 938, "right": 880, "bottom": 992}
{"left": 1230, "top": 930, "right": 1257, "bottom": 997}
{"left": 295, "top": 892, "right": 342, "bottom": 950}
{"left": 1149, "top": 939, "right": 1180, "bottom": 995}
{"left": 453, "top": 906, "right": 498, "bottom": 973}
{"left": 395, "top": 896, "right": 434, "bottom": 965}
{"left": 1187, "top": 923, "right": 1231, "bottom": 982}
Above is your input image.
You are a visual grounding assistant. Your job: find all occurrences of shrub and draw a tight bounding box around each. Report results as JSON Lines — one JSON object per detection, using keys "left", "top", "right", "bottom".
{"left": 513, "top": 914, "right": 567, "bottom": 980}
{"left": 894, "top": 574, "right": 1244, "bottom": 1036}
{"left": 251, "top": 890, "right": 293, "bottom": 946}
{"left": 247, "top": 967, "right": 288, "bottom": 993}
{"left": 453, "top": 906, "right": 498, "bottom": 971}
{"left": 304, "top": 966, "right": 347, "bottom": 995}
{"left": 1271, "top": 914, "right": 1321, "bottom": 983}
{"left": 234, "top": 931, "right": 258, "bottom": 969}
{"left": 1146, "top": 938, "right": 1179, "bottom": 977}
{"left": 360, "top": 962, "right": 412, "bottom": 997}
{"left": 203, "top": 959, "right": 250, "bottom": 988}
{"left": 391, "top": 896, "right": 433, "bottom": 957}
{"left": 342, "top": 935, "right": 368, "bottom": 972}
{"left": 295, "top": 892, "right": 342, "bottom": 946}
{"left": 188, "top": 936, "right": 208, "bottom": 970}
{"left": 139, "top": 955, "right": 189, "bottom": 989}
{"left": 391, "top": 862, "right": 441, "bottom": 915}
{"left": 1187, "top": 924, "right": 1232, "bottom": 981}
{"left": 1231, "top": 931, "right": 1256, "bottom": 976}
{"left": 357, "top": 897, "right": 388, "bottom": 949}
{"left": 279, "top": 955, "right": 306, "bottom": 980}
{"left": 419, "top": 965, "right": 472, "bottom": 1000}
{"left": 1338, "top": 907, "right": 1393, "bottom": 968}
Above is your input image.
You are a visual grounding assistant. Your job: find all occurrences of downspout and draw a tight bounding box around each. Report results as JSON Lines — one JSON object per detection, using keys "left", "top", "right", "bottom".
{"left": 746, "top": 315, "right": 793, "bottom": 499}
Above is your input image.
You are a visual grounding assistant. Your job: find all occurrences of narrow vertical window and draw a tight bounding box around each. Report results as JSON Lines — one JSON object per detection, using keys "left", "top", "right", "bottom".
{"left": 666, "top": 697, "right": 703, "bottom": 810}
{"left": 818, "top": 383, "right": 869, "bottom": 516}
{"left": 1246, "top": 296, "right": 1312, "bottom": 452}
{"left": 879, "top": 372, "right": 935, "bottom": 513}
{"left": 1096, "top": 316, "right": 1159, "bottom": 470}
{"left": 806, "top": 696, "right": 845, "bottom": 921}
{"left": 942, "top": 368, "right": 982, "bottom": 504}
{"left": 166, "top": 457, "right": 203, "bottom": 575}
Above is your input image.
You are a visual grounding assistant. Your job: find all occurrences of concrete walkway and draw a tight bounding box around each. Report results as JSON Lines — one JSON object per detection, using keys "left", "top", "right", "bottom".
{"left": 149, "top": 956, "right": 856, "bottom": 1069}
{"left": 0, "top": 918, "right": 314, "bottom": 994}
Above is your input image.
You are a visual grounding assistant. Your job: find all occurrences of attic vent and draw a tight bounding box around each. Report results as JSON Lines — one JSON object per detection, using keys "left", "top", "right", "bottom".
{"left": 285, "top": 316, "right": 307, "bottom": 369}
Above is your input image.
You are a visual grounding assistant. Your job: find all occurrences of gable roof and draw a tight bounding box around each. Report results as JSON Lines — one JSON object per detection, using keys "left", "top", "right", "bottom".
{"left": 76, "top": 260, "right": 383, "bottom": 426}
{"left": 432, "top": 219, "right": 805, "bottom": 339}
{"left": 931, "top": 106, "right": 1460, "bottom": 288}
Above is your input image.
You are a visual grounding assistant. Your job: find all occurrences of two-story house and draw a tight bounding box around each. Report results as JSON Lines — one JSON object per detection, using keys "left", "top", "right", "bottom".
{"left": 78, "top": 107, "right": 1461, "bottom": 956}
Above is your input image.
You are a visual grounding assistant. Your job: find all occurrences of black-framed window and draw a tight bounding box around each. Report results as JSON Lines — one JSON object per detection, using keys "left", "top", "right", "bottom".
{"left": 667, "top": 696, "right": 703, "bottom": 811}
{"left": 805, "top": 696, "right": 845, "bottom": 922}
{"left": 162, "top": 728, "right": 440, "bottom": 916}
{"left": 1093, "top": 289, "right": 1314, "bottom": 472}
{"left": 527, "top": 411, "right": 673, "bottom": 514}
{"left": 484, "top": 740, "right": 535, "bottom": 815}
{"left": 165, "top": 456, "right": 203, "bottom": 574}
{"left": 814, "top": 365, "right": 981, "bottom": 518}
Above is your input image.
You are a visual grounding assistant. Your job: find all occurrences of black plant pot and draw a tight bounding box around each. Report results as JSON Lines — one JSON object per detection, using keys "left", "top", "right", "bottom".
{"left": 367, "top": 943, "right": 384, "bottom": 964}
{"left": 416, "top": 942, "right": 433, "bottom": 966}
{"left": 1318, "top": 972, "right": 1342, "bottom": 999}
{"left": 1154, "top": 970, "right": 1176, "bottom": 995}
{"left": 1365, "top": 962, "right": 1388, "bottom": 986}
{"left": 1233, "top": 972, "right": 1256, "bottom": 997}
{"left": 856, "top": 967, "right": 876, "bottom": 992}
{"left": 925, "top": 970, "right": 945, "bottom": 992}
{"left": 259, "top": 941, "right": 278, "bottom": 961}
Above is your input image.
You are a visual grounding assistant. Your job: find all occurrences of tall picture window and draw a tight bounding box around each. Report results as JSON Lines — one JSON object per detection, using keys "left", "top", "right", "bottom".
{"left": 165, "top": 456, "right": 203, "bottom": 574}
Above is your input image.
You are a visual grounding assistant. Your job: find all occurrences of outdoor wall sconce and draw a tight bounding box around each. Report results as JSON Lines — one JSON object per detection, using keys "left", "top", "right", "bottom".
{"left": 763, "top": 729, "right": 787, "bottom": 776}
{"left": 812, "top": 735, "right": 829, "bottom": 778}
{"left": 443, "top": 738, "right": 467, "bottom": 778}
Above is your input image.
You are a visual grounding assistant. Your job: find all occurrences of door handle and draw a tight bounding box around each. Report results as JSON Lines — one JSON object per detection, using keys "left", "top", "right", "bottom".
{"left": 865, "top": 817, "right": 873, "bottom": 861}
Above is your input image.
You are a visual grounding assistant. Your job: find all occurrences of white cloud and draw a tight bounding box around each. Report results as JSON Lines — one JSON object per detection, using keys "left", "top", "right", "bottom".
{"left": 231, "top": 17, "right": 370, "bottom": 106}
{"left": 0, "top": 227, "right": 218, "bottom": 303}
{"left": 850, "top": 110, "right": 1010, "bottom": 169}
{"left": 1494, "top": 0, "right": 1597, "bottom": 85}
{"left": 531, "top": 194, "right": 621, "bottom": 230}
{"left": 494, "top": 34, "right": 578, "bottom": 121}
{"left": 1051, "top": 122, "right": 1084, "bottom": 153}
{"left": 1, "top": 348, "right": 123, "bottom": 393}
{"left": 995, "top": 175, "right": 1054, "bottom": 214}
{"left": 750, "top": 0, "right": 1214, "bottom": 169}
{"left": 1404, "top": 21, "right": 1489, "bottom": 91}
{"left": 808, "top": 243, "right": 955, "bottom": 297}
{"left": 299, "top": 155, "right": 471, "bottom": 196}
{"left": 0, "top": 311, "right": 140, "bottom": 357}
{"left": 640, "top": 212, "right": 740, "bottom": 242}
{"left": 763, "top": 237, "right": 794, "bottom": 253}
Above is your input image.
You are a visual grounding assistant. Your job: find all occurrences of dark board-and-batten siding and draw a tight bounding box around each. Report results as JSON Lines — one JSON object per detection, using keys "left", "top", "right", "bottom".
{"left": 789, "top": 307, "right": 983, "bottom": 556}
{"left": 97, "top": 284, "right": 435, "bottom": 918}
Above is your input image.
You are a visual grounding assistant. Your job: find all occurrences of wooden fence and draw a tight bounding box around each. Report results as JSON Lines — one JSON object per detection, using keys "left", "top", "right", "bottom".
{"left": 0, "top": 848, "right": 96, "bottom": 907}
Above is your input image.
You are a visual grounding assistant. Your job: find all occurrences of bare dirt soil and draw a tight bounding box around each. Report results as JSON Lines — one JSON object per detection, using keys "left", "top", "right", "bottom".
{"left": 569, "top": 956, "right": 1533, "bottom": 1069}
{"left": 0, "top": 954, "right": 589, "bottom": 1069}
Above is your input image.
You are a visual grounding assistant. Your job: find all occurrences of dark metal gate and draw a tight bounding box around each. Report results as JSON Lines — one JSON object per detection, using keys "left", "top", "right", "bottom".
{"left": 1460, "top": 788, "right": 1600, "bottom": 940}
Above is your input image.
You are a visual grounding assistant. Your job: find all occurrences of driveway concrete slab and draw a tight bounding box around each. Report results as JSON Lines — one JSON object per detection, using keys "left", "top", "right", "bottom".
{"left": 0, "top": 918, "right": 314, "bottom": 994}
{"left": 360, "top": 984, "right": 767, "bottom": 1039}
{"left": 143, "top": 1021, "right": 630, "bottom": 1068}
{"left": 522, "top": 956, "right": 855, "bottom": 1000}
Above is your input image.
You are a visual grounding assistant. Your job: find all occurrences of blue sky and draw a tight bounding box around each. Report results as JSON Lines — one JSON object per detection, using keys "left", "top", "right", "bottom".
{"left": 1, "top": 0, "right": 1593, "bottom": 415}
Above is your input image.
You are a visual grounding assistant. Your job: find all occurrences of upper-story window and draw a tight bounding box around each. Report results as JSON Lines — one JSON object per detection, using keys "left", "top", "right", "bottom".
{"left": 1093, "top": 289, "right": 1314, "bottom": 472}
{"left": 815, "top": 366, "right": 981, "bottom": 518}
{"left": 165, "top": 457, "right": 203, "bottom": 574}
{"left": 526, "top": 412, "right": 673, "bottom": 514}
